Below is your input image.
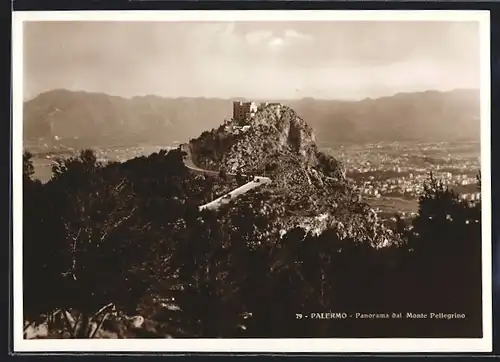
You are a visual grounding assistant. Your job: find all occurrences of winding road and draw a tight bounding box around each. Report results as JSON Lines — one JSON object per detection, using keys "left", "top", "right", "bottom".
{"left": 180, "top": 144, "right": 272, "bottom": 211}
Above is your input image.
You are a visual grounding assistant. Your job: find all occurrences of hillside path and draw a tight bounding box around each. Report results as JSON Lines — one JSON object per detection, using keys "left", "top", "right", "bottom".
{"left": 180, "top": 144, "right": 272, "bottom": 211}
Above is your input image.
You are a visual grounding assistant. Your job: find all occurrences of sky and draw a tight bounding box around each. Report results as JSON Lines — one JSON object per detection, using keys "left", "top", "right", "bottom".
{"left": 23, "top": 20, "right": 481, "bottom": 100}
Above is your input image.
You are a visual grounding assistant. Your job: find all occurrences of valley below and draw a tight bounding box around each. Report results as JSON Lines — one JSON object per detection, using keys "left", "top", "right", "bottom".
{"left": 26, "top": 139, "right": 480, "bottom": 218}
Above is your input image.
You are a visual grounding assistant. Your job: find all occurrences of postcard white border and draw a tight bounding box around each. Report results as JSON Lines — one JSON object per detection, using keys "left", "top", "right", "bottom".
{"left": 12, "top": 10, "right": 492, "bottom": 353}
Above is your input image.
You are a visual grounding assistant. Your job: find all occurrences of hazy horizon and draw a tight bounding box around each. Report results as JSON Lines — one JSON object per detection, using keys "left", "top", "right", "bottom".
{"left": 24, "top": 21, "right": 480, "bottom": 101}
{"left": 24, "top": 86, "right": 479, "bottom": 103}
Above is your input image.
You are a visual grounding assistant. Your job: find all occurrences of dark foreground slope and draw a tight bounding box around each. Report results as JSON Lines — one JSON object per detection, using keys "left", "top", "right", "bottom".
{"left": 22, "top": 98, "right": 482, "bottom": 339}
{"left": 23, "top": 145, "right": 483, "bottom": 339}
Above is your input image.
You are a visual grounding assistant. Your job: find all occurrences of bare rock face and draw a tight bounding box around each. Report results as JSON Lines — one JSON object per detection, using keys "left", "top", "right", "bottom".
{"left": 24, "top": 322, "right": 49, "bottom": 339}
{"left": 189, "top": 104, "right": 342, "bottom": 187}
{"left": 127, "top": 315, "right": 145, "bottom": 329}
{"left": 234, "top": 104, "right": 319, "bottom": 170}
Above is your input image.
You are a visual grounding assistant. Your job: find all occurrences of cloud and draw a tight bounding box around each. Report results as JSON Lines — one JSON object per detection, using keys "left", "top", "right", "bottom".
{"left": 245, "top": 30, "right": 273, "bottom": 45}
{"left": 267, "top": 29, "right": 312, "bottom": 51}
{"left": 284, "top": 29, "right": 312, "bottom": 41}
{"left": 268, "top": 37, "right": 284, "bottom": 48}
{"left": 243, "top": 28, "right": 312, "bottom": 49}
{"left": 23, "top": 21, "right": 480, "bottom": 100}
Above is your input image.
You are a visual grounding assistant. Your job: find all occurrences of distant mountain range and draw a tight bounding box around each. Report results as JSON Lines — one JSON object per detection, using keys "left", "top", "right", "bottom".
{"left": 292, "top": 89, "right": 480, "bottom": 145}
{"left": 23, "top": 89, "right": 480, "bottom": 149}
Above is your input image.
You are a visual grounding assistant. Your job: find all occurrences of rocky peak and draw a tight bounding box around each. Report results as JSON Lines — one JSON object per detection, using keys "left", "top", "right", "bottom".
{"left": 188, "top": 103, "right": 347, "bottom": 198}
{"left": 188, "top": 103, "right": 355, "bottom": 236}
{"left": 248, "top": 104, "right": 318, "bottom": 162}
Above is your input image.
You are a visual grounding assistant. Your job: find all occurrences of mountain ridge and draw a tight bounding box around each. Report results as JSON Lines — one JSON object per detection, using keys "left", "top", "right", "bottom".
{"left": 23, "top": 88, "right": 480, "bottom": 149}
{"left": 25, "top": 87, "right": 478, "bottom": 102}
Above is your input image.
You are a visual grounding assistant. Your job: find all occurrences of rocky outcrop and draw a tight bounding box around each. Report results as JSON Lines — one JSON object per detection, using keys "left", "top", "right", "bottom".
{"left": 188, "top": 103, "right": 359, "bottom": 239}
{"left": 221, "top": 105, "right": 319, "bottom": 172}
{"left": 189, "top": 104, "right": 344, "bottom": 188}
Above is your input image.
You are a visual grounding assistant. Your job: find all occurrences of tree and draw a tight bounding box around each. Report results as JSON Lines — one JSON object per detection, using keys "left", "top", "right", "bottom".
{"left": 235, "top": 170, "right": 246, "bottom": 186}
{"left": 218, "top": 169, "right": 228, "bottom": 181}
{"left": 24, "top": 147, "right": 227, "bottom": 338}
{"left": 23, "top": 151, "right": 58, "bottom": 329}
{"left": 404, "top": 172, "right": 482, "bottom": 328}
{"left": 23, "top": 151, "right": 35, "bottom": 181}
{"left": 24, "top": 150, "right": 164, "bottom": 338}
{"left": 165, "top": 210, "right": 248, "bottom": 337}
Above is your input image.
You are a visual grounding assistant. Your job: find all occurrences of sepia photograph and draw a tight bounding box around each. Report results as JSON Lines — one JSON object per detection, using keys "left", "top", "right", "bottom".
{"left": 13, "top": 10, "right": 491, "bottom": 353}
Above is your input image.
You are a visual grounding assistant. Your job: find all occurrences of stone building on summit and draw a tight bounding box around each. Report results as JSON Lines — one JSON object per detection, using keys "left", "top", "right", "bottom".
{"left": 233, "top": 101, "right": 258, "bottom": 123}
{"left": 232, "top": 101, "right": 282, "bottom": 123}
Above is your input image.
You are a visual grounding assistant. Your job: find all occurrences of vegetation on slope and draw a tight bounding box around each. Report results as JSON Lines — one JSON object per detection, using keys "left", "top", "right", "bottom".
{"left": 23, "top": 147, "right": 482, "bottom": 339}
